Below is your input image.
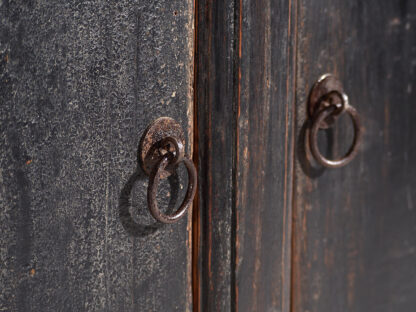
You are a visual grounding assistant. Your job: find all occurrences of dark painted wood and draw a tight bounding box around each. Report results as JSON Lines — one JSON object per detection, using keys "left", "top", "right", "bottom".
{"left": 292, "top": 1, "right": 416, "bottom": 311}
{"left": 196, "top": 0, "right": 296, "bottom": 311}
{"left": 194, "top": 1, "right": 237, "bottom": 311}
{"left": 235, "top": 0, "right": 296, "bottom": 311}
{"left": 0, "top": 1, "right": 194, "bottom": 311}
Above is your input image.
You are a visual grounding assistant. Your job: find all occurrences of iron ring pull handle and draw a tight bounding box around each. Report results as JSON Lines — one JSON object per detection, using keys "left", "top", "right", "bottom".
{"left": 139, "top": 117, "right": 197, "bottom": 224}
{"left": 147, "top": 138, "right": 197, "bottom": 224}
{"left": 308, "top": 75, "right": 363, "bottom": 168}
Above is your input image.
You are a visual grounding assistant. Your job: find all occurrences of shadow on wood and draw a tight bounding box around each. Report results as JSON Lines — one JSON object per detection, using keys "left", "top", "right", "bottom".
{"left": 297, "top": 119, "right": 335, "bottom": 178}
{"left": 118, "top": 166, "right": 180, "bottom": 237}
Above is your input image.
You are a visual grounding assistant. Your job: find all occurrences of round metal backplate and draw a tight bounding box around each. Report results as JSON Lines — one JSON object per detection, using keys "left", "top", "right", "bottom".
{"left": 138, "top": 117, "right": 185, "bottom": 179}
{"left": 309, "top": 74, "right": 344, "bottom": 129}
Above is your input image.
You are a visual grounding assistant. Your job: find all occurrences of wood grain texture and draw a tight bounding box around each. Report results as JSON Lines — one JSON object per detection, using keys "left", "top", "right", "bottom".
{"left": 195, "top": 1, "right": 237, "bottom": 310}
{"left": 292, "top": 1, "right": 416, "bottom": 311}
{"left": 196, "top": 1, "right": 296, "bottom": 311}
{"left": 235, "top": 0, "right": 296, "bottom": 311}
{"left": 0, "top": 1, "right": 194, "bottom": 311}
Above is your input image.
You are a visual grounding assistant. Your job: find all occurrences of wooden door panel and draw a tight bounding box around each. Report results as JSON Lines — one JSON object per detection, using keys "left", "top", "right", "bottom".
{"left": 194, "top": 1, "right": 236, "bottom": 311}
{"left": 0, "top": 1, "right": 194, "bottom": 311}
{"left": 235, "top": 1, "right": 295, "bottom": 311}
{"left": 195, "top": 0, "right": 295, "bottom": 311}
{"left": 292, "top": 1, "right": 416, "bottom": 311}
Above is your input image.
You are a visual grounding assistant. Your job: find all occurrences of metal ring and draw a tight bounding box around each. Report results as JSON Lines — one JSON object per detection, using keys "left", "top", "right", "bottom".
{"left": 310, "top": 104, "right": 362, "bottom": 168}
{"left": 158, "top": 136, "right": 185, "bottom": 167}
{"left": 147, "top": 154, "right": 197, "bottom": 224}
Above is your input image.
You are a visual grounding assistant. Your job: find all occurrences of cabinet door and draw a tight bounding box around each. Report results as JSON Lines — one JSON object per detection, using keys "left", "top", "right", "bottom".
{"left": 195, "top": 1, "right": 296, "bottom": 311}
{"left": 196, "top": 1, "right": 416, "bottom": 312}
{"left": 292, "top": 1, "right": 416, "bottom": 311}
{"left": 0, "top": 1, "right": 194, "bottom": 311}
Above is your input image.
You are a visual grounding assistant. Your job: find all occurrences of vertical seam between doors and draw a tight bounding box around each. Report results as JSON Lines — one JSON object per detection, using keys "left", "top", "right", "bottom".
{"left": 289, "top": 0, "right": 299, "bottom": 311}
{"left": 192, "top": 0, "right": 200, "bottom": 310}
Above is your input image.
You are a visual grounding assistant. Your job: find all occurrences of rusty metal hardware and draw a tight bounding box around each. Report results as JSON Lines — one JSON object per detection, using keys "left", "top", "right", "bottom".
{"left": 308, "top": 74, "right": 363, "bottom": 168}
{"left": 139, "top": 117, "right": 197, "bottom": 224}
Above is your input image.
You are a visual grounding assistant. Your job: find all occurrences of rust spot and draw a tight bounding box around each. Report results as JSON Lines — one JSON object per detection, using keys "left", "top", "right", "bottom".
{"left": 138, "top": 117, "right": 185, "bottom": 178}
{"left": 29, "top": 268, "right": 35, "bottom": 276}
{"left": 4, "top": 54, "right": 8, "bottom": 62}
{"left": 173, "top": 10, "right": 178, "bottom": 16}
{"left": 26, "top": 159, "right": 32, "bottom": 165}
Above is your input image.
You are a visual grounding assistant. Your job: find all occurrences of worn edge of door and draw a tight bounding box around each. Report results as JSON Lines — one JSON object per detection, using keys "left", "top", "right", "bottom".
{"left": 193, "top": 0, "right": 298, "bottom": 311}
{"left": 186, "top": 0, "right": 196, "bottom": 311}
{"left": 193, "top": 0, "right": 238, "bottom": 310}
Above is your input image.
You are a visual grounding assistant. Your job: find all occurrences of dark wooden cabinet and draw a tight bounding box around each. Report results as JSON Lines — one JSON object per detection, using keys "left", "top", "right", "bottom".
{"left": 1, "top": 0, "right": 415, "bottom": 311}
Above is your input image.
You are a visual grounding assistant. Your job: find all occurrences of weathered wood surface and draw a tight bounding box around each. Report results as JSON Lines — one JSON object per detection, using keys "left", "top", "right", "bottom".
{"left": 194, "top": 1, "right": 236, "bottom": 311}
{"left": 196, "top": 0, "right": 296, "bottom": 311}
{"left": 0, "top": 1, "right": 194, "bottom": 311}
{"left": 292, "top": 1, "right": 416, "bottom": 311}
{"left": 235, "top": 0, "right": 296, "bottom": 311}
